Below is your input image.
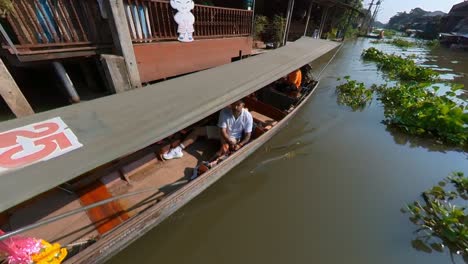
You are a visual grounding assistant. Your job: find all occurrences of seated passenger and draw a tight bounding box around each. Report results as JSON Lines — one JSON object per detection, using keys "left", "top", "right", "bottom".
{"left": 277, "top": 69, "right": 302, "bottom": 97}
{"left": 163, "top": 99, "right": 253, "bottom": 160}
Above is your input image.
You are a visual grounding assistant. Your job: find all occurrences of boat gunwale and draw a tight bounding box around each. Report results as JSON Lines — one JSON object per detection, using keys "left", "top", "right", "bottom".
{"left": 67, "top": 80, "right": 320, "bottom": 264}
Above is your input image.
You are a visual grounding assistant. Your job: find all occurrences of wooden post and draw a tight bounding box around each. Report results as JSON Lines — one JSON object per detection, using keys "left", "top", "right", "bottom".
{"left": 341, "top": 9, "right": 355, "bottom": 41}
{"left": 362, "top": 0, "right": 375, "bottom": 35}
{"left": 250, "top": 0, "right": 256, "bottom": 37}
{"left": 0, "top": 58, "right": 34, "bottom": 118}
{"left": 104, "top": 0, "right": 142, "bottom": 90}
{"left": 318, "top": 6, "right": 329, "bottom": 38}
{"left": 304, "top": 0, "right": 313, "bottom": 36}
{"left": 285, "top": 0, "right": 295, "bottom": 43}
{"left": 101, "top": 54, "right": 132, "bottom": 94}
{"left": 282, "top": 0, "right": 295, "bottom": 46}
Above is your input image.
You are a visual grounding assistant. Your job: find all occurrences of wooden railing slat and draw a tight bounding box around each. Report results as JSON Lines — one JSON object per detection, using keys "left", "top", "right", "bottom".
{"left": 2, "top": 0, "right": 252, "bottom": 54}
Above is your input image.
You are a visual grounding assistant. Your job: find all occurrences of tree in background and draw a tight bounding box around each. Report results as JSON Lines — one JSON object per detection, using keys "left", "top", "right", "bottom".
{"left": 329, "top": 0, "right": 364, "bottom": 39}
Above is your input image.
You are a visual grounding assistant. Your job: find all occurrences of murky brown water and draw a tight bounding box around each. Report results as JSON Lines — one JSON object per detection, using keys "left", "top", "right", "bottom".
{"left": 107, "top": 39, "right": 468, "bottom": 264}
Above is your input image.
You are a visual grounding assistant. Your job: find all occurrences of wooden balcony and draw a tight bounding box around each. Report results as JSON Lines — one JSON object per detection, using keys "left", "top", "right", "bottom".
{"left": 125, "top": 0, "right": 253, "bottom": 82}
{"left": 124, "top": 0, "right": 253, "bottom": 42}
{"left": 0, "top": 0, "right": 113, "bottom": 62}
{"left": 0, "top": 0, "right": 253, "bottom": 63}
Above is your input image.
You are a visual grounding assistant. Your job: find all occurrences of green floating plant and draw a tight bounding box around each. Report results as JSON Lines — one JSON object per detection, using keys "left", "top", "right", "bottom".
{"left": 386, "top": 38, "right": 416, "bottom": 48}
{"left": 403, "top": 172, "right": 468, "bottom": 259}
{"left": 336, "top": 76, "right": 467, "bottom": 147}
{"left": 374, "top": 83, "right": 468, "bottom": 147}
{"left": 362, "top": 47, "right": 439, "bottom": 82}
{"left": 335, "top": 76, "right": 373, "bottom": 111}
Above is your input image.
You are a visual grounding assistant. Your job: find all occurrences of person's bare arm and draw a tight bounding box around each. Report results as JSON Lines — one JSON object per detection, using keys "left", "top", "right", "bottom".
{"left": 234, "top": 132, "right": 251, "bottom": 150}
{"left": 221, "top": 127, "right": 236, "bottom": 145}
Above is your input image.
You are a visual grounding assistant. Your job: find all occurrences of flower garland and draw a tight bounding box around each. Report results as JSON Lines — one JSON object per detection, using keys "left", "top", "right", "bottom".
{"left": 0, "top": 230, "right": 67, "bottom": 264}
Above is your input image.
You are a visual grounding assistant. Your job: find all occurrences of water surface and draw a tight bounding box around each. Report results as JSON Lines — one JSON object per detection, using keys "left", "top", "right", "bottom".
{"left": 107, "top": 38, "right": 468, "bottom": 264}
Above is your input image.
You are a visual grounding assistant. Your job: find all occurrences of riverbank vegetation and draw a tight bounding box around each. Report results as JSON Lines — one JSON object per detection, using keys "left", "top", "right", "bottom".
{"left": 403, "top": 172, "right": 467, "bottom": 259}
{"left": 362, "top": 48, "right": 439, "bottom": 82}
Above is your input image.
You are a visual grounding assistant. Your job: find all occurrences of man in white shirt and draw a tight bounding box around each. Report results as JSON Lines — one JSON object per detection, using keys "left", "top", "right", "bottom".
{"left": 163, "top": 99, "right": 253, "bottom": 160}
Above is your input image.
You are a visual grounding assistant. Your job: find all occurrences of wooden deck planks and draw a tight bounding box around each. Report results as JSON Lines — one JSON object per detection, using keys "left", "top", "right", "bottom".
{"left": 78, "top": 181, "right": 130, "bottom": 234}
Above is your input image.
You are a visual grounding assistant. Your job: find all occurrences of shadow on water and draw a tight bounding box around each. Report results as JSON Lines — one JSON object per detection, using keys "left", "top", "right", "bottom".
{"left": 410, "top": 239, "right": 468, "bottom": 264}
{"left": 385, "top": 125, "right": 468, "bottom": 156}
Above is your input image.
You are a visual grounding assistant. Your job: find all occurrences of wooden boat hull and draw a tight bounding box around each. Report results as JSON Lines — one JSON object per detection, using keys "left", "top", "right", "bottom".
{"left": 67, "top": 81, "right": 320, "bottom": 264}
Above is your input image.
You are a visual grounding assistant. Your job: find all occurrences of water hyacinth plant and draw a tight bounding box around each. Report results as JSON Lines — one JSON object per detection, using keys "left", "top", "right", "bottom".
{"left": 403, "top": 172, "right": 467, "bottom": 260}
{"left": 362, "top": 48, "right": 439, "bottom": 82}
{"left": 386, "top": 38, "right": 415, "bottom": 48}
{"left": 374, "top": 83, "right": 468, "bottom": 147}
{"left": 336, "top": 76, "right": 373, "bottom": 111}
{"left": 335, "top": 78, "right": 468, "bottom": 147}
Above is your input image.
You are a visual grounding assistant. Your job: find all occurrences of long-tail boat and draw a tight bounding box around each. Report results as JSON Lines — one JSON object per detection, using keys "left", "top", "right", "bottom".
{"left": 0, "top": 38, "right": 339, "bottom": 264}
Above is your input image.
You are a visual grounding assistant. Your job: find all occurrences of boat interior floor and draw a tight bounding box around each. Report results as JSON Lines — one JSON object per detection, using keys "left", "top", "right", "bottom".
{"left": 0, "top": 85, "right": 307, "bottom": 246}
{"left": 1, "top": 119, "right": 279, "bottom": 245}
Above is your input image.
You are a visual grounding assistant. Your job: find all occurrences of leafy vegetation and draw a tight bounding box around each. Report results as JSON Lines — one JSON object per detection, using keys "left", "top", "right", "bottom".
{"left": 374, "top": 83, "right": 468, "bottom": 146}
{"left": 335, "top": 78, "right": 468, "bottom": 147}
{"left": 383, "top": 29, "right": 398, "bottom": 38}
{"left": 369, "top": 38, "right": 416, "bottom": 48}
{"left": 329, "top": 1, "right": 362, "bottom": 38}
{"left": 336, "top": 76, "right": 373, "bottom": 111}
{"left": 261, "top": 15, "right": 285, "bottom": 46}
{"left": 362, "top": 48, "right": 439, "bottom": 82}
{"left": 254, "top": 15, "right": 268, "bottom": 40}
{"left": 386, "top": 38, "right": 415, "bottom": 48}
{"left": 403, "top": 172, "right": 467, "bottom": 259}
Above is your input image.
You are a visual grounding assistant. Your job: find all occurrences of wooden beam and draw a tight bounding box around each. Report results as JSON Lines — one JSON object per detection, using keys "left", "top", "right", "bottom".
{"left": 100, "top": 54, "right": 132, "bottom": 94}
{"left": 282, "top": 0, "right": 295, "bottom": 46}
{"left": 304, "top": 0, "right": 314, "bottom": 36}
{"left": 0, "top": 58, "right": 34, "bottom": 118}
{"left": 104, "top": 0, "right": 142, "bottom": 89}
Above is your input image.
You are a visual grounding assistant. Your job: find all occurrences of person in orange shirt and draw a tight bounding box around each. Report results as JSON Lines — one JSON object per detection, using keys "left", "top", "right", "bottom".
{"left": 287, "top": 69, "right": 302, "bottom": 90}
{"left": 277, "top": 69, "right": 303, "bottom": 97}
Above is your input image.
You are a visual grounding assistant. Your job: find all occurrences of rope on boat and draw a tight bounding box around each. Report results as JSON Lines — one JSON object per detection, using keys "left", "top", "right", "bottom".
{"left": 315, "top": 41, "right": 345, "bottom": 81}
{"left": 0, "top": 179, "right": 188, "bottom": 242}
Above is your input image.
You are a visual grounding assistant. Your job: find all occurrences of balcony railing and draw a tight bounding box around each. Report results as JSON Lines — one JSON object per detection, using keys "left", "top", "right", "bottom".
{"left": 1, "top": 0, "right": 112, "bottom": 56}
{"left": 123, "top": 0, "right": 253, "bottom": 42}
{"left": 0, "top": 0, "right": 252, "bottom": 59}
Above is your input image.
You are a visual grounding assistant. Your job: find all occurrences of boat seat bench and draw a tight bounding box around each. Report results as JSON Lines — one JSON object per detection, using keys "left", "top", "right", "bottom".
{"left": 250, "top": 110, "right": 278, "bottom": 130}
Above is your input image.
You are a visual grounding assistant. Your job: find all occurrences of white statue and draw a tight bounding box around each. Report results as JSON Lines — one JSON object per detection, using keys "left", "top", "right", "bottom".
{"left": 170, "top": 0, "right": 195, "bottom": 42}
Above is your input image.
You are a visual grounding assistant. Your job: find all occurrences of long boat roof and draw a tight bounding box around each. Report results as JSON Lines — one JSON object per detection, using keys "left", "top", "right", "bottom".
{"left": 0, "top": 38, "right": 340, "bottom": 212}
